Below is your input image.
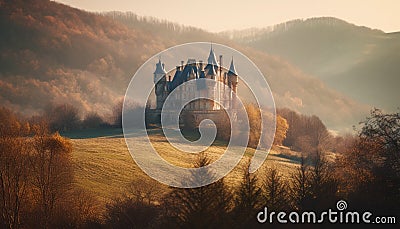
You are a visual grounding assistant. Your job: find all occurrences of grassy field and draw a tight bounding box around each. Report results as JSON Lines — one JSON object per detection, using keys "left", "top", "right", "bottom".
{"left": 70, "top": 128, "right": 302, "bottom": 207}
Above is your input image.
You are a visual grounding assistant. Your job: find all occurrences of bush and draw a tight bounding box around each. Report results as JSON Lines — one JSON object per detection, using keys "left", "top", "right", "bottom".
{"left": 45, "top": 103, "right": 81, "bottom": 132}
{"left": 82, "top": 112, "right": 105, "bottom": 129}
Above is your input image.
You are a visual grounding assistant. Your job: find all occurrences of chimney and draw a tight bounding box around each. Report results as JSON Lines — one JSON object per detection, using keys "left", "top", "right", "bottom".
{"left": 181, "top": 60, "right": 184, "bottom": 69}
{"left": 199, "top": 60, "right": 203, "bottom": 70}
{"left": 219, "top": 55, "right": 223, "bottom": 79}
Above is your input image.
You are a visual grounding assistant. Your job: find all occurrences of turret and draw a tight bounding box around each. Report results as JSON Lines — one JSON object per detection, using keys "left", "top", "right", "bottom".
{"left": 154, "top": 59, "right": 167, "bottom": 83}
{"left": 227, "top": 57, "right": 238, "bottom": 93}
{"left": 154, "top": 58, "right": 167, "bottom": 110}
{"left": 204, "top": 45, "right": 218, "bottom": 79}
{"left": 227, "top": 57, "right": 238, "bottom": 109}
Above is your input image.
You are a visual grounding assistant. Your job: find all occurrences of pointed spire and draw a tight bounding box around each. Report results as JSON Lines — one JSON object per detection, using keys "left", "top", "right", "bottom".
{"left": 228, "top": 56, "right": 237, "bottom": 76}
{"left": 154, "top": 57, "right": 167, "bottom": 75}
{"left": 207, "top": 43, "right": 218, "bottom": 66}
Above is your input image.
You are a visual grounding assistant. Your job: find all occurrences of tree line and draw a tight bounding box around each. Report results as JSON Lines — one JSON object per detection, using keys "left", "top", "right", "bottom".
{"left": 38, "top": 101, "right": 376, "bottom": 157}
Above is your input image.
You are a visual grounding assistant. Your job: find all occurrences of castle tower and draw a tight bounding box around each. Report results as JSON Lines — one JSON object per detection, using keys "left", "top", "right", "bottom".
{"left": 227, "top": 57, "right": 238, "bottom": 109}
{"left": 154, "top": 58, "right": 167, "bottom": 110}
{"left": 204, "top": 45, "right": 218, "bottom": 79}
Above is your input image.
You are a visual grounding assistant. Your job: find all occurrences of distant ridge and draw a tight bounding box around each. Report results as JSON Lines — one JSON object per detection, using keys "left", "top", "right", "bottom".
{"left": 221, "top": 17, "right": 400, "bottom": 112}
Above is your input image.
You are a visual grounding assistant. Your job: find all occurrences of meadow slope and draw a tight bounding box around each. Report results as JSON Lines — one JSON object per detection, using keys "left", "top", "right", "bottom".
{"left": 70, "top": 130, "right": 301, "bottom": 206}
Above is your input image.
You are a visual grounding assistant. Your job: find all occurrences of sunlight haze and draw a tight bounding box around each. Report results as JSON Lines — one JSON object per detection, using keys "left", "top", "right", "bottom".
{"left": 56, "top": 0, "right": 400, "bottom": 32}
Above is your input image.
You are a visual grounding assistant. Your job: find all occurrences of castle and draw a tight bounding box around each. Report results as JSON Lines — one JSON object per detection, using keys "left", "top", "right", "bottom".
{"left": 148, "top": 45, "right": 239, "bottom": 128}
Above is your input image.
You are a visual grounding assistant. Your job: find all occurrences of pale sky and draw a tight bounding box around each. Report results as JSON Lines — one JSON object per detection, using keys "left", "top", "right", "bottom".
{"left": 56, "top": 0, "right": 400, "bottom": 33}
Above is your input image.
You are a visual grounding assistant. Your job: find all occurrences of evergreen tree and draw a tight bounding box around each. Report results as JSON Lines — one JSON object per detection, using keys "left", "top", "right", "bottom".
{"left": 263, "top": 167, "right": 290, "bottom": 211}
{"left": 232, "top": 161, "right": 263, "bottom": 227}
{"left": 163, "top": 154, "right": 232, "bottom": 228}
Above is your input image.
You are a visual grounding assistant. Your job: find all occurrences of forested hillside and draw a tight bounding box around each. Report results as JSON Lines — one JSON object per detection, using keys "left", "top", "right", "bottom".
{"left": 0, "top": 0, "right": 371, "bottom": 131}
{"left": 222, "top": 17, "right": 400, "bottom": 111}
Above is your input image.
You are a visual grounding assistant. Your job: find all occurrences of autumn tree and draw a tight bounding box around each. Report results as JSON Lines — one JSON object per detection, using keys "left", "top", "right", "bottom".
{"left": 278, "top": 108, "right": 300, "bottom": 147}
{"left": 0, "top": 107, "right": 30, "bottom": 228}
{"left": 245, "top": 104, "right": 262, "bottom": 149}
{"left": 29, "top": 124, "right": 74, "bottom": 228}
{"left": 278, "top": 108, "right": 333, "bottom": 153}
{"left": 273, "top": 115, "right": 289, "bottom": 146}
{"left": 0, "top": 107, "right": 98, "bottom": 227}
{"left": 339, "top": 109, "right": 400, "bottom": 215}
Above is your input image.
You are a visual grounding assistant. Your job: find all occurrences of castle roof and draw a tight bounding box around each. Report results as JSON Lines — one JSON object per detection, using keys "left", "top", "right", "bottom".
{"left": 169, "top": 59, "right": 199, "bottom": 91}
{"left": 207, "top": 45, "right": 218, "bottom": 66}
{"left": 161, "top": 45, "right": 238, "bottom": 92}
{"left": 227, "top": 57, "right": 237, "bottom": 76}
{"left": 154, "top": 59, "right": 167, "bottom": 75}
{"left": 199, "top": 70, "right": 205, "bottom": 78}
{"left": 207, "top": 63, "right": 217, "bottom": 75}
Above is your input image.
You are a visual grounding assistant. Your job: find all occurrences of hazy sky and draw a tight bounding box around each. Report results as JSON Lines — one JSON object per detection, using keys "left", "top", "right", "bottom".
{"left": 56, "top": 0, "right": 400, "bottom": 33}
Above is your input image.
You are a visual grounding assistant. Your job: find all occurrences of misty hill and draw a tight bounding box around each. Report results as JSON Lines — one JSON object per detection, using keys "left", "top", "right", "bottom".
{"left": 0, "top": 0, "right": 370, "bottom": 132}
{"left": 221, "top": 17, "right": 400, "bottom": 112}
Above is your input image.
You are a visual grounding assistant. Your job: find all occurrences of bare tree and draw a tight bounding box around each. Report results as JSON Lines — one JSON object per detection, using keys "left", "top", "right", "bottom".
{"left": 0, "top": 107, "right": 31, "bottom": 228}
{"left": 125, "top": 178, "right": 163, "bottom": 205}
{"left": 29, "top": 124, "right": 73, "bottom": 228}
{"left": 339, "top": 109, "right": 400, "bottom": 215}
{"left": 45, "top": 103, "right": 80, "bottom": 132}
{"left": 82, "top": 112, "right": 104, "bottom": 129}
